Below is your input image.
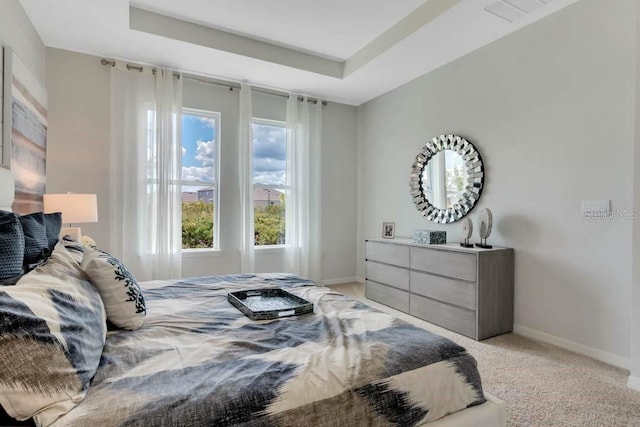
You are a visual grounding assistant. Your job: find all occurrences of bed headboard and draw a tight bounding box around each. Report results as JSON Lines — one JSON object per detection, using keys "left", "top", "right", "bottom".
{"left": 0, "top": 167, "right": 15, "bottom": 212}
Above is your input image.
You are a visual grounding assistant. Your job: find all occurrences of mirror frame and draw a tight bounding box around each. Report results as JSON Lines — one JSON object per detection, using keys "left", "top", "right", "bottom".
{"left": 410, "top": 134, "right": 484, "bottom": 224}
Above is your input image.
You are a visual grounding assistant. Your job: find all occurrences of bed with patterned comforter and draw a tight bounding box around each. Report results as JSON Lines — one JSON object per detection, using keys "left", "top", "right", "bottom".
{"left": 41, "top": 273, "right": 485, "bottom": 426}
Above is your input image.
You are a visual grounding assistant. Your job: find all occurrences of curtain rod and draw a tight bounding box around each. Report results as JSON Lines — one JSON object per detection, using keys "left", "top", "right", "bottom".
{"left": 101, "top": 59, "right": 181, "bottom": 79}
{"left": 100, "top": 58, "right": 327, "bottom": 106}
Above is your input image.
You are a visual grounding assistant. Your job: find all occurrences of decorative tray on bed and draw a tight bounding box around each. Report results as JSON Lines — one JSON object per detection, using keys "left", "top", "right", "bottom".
{"left": 227, "top": 288, "right": 314, "bottom": 320}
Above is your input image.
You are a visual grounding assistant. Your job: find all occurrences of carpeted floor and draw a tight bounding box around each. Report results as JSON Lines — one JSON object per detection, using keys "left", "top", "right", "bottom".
{"left": 330, "top": 282, "right": 640, "bottom": 427}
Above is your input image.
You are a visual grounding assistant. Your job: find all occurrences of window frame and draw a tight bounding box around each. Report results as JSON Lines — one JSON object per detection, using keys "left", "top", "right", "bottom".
{"left": 252, "top": 117, "right": 289, "bottom": 249}
{"left": 181, "top": 107, "right": 222, "bottom": 252}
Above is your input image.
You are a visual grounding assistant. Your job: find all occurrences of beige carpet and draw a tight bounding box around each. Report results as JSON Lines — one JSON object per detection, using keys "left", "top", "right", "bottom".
{"left": 330, "top": 282, "right": 640, "bottom": 427}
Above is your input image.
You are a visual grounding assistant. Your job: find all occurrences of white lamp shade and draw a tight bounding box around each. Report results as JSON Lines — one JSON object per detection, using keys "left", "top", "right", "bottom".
{"left": 44, "top": 193, "right": 98, "bottom": 224}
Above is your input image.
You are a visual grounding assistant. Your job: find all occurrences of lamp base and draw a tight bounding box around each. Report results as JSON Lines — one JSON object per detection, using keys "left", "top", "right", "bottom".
{"left": 60, "top": 226, "right": 82, "bottom": 242}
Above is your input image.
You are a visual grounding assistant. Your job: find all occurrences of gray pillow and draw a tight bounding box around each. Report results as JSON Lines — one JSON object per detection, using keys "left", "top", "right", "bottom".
{"left": 43, "top": 212, "right": 62, "bottom": 250}
{"left": 18, "top": 213, "right": 49, "bottom": 267}
{"left": 0, "top": 211, "right": 25, "bottom": 281}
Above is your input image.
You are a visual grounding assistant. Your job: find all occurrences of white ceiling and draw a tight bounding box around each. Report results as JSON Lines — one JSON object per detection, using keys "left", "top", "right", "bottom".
{"left": 19, "top": 0, "right": 580, "bottom": 105}
{"left": 130, "top": 0, "right": 427, "bottom": 61}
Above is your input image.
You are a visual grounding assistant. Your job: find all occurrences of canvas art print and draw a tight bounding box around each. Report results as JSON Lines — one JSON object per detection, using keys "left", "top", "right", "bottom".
{"left": 2, "top": 47, "right": 47, "bottom": 214}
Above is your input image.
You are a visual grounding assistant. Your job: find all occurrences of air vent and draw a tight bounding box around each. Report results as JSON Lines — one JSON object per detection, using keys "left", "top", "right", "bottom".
{"left": 484, "top": 0, "right": 550, "bottom": 23}
{"left": 504, "top": 0, "right": 544, "bottom": 13}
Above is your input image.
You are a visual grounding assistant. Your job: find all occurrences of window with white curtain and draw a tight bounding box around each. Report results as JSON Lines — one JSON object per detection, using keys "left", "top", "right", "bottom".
{"left": 252, "top": 118, "right": 288, "bottom": 246}
{"left": 180, "top": 108, "right": 220, "bottom": 250}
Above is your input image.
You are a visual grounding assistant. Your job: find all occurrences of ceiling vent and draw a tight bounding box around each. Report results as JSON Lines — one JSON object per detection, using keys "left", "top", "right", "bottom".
{"left": 485, "top": 0, "right": 552, "bottom": 23}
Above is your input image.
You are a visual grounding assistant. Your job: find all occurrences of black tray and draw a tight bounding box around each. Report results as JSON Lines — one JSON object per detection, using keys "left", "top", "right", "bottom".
{"left": 227, "top": 288, "right": 314, "bottom": 321}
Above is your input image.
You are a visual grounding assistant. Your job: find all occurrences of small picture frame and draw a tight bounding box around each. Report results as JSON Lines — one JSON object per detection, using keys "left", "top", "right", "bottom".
{"left": 382, "top": 222, "right": 395, "bottom": 239}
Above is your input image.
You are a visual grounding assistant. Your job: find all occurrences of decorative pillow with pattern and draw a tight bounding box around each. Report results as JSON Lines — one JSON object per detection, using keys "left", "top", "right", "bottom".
{"left": 17, "top": 213, "right": 49, "bottom": 268}
{"left": 61, "top": 235, "right": 85, "bottom": 264}
{"left": 81, "top": 247, "right": 146, "bottom": 330}
{"left": 0, "top": 243, "right": 107, "bottom": 426}
{"left": 43, "top": 212, "right": 62, "bottom": 250}
{"left": 0, "top": 211, "right": 25, "bottom": 281}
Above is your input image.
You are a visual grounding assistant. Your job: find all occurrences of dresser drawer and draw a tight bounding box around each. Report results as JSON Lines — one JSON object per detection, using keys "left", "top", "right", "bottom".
{"left": 410, "top": 247, "right": 477, "bottom": 281}
{"left": 411, "top": 270, "right": 476, "bottom": 310}
{"left": 410, "top": 294, "right": 476, "bottom": 338}
{"left": 366, "top": 241, "right": 410, "bottom": 268}
{"left": 366, "top": 261, "right": 409, "bottom": 291}
{"left": 366, "top": 280, "right": 409, "bottom": 313}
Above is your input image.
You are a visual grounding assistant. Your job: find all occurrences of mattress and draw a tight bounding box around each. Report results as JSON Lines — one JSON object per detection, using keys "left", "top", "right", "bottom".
{"left": 49, "top": 273, "right": 486, "bottom": 426}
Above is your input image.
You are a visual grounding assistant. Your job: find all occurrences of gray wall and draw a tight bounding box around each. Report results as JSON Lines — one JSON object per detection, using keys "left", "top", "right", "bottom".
{"left": 631, "top": 0, "right": 640, "bottom": 389}
{"left": 45, "top": 48, "right": 359, "bottom": 283}
{"left": 0, "top": 0, "right": 46, "bottom": 164}
{"left": 321, "top": 102, "right": 358, "bottom": 283}
{"left": 45, "top": 49, "right": 111, "bottom": 246}
{"left": 357, "top": 0, "right": 636, "bottom": 366}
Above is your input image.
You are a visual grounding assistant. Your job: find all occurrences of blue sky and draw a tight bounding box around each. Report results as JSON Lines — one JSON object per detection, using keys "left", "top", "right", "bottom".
{"left": 182, "top": 115, "right": 216, "bottom": 183}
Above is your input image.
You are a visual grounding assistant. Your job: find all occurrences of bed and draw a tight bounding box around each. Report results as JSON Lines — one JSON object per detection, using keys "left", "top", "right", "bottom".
{"left": 0, "top": 166, "right": 506, "bottom": 426}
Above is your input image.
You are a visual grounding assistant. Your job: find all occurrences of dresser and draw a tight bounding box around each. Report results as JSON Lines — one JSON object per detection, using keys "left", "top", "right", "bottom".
{"left": 365, "top": 238, "right": 514, "bottom": 340}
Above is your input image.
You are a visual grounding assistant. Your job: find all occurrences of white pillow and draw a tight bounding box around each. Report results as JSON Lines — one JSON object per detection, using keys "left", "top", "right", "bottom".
{"left": 61, "top": 235, "right": 85, "bottom": 264}
{"left": 81, "top": 247, "right": 146, "bottom": 330}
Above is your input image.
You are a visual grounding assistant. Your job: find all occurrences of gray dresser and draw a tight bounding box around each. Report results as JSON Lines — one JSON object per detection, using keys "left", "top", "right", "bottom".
{"left": 365, "top": 238, "right": 514, "bottom": 340}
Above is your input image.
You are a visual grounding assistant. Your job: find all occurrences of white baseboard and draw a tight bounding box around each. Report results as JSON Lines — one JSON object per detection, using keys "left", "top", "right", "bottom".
{"left": 321, "top": 277, "right": 361, "bottom": 286}
{"left": 628, "top": 375, "right": 640, "bottom": 391}
{"left": 513, "top": 324, "right": 630, "bottom": 370}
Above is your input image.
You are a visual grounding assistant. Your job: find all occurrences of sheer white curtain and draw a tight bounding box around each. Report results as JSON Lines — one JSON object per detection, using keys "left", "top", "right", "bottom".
{"left": 239, "top": 83, "right": 255, "bottom": 273}
{"left": 285, "top": 94, "right": 322, "bottom": 282}
{"left": 110, "top": 66, "right": 183, "bottom": 281}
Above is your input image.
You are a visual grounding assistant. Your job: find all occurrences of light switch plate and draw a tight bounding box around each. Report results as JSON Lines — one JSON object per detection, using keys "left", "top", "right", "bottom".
{"left": 582, "top": 200, "right": 610, "bottom": 218}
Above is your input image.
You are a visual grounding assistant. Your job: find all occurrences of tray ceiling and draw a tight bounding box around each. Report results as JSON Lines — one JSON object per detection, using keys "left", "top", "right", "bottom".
{"left": 19, "top": 0, "right": 580, "bottom": 105}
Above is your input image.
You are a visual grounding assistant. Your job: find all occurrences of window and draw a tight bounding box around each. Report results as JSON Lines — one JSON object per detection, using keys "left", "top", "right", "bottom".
{"left": 423, "top": 150, "right": 468, "bottom": 209}
{"left": 252, "top": 119, "right": 287, "bottom": 246}
{"left": 180, "top": 108, "right": 220, "bottom": 249}
{"left": 444, "top": 150, "right": 467, "bottom": 208}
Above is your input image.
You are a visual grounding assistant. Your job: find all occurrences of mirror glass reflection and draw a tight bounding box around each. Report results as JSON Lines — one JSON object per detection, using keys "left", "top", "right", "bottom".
{"left": 421, "top": 150, "right": 467, "bottom": 209}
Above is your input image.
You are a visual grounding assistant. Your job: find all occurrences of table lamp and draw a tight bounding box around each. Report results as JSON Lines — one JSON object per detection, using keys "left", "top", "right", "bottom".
{"left": 43, "top": 193, "right": 98, "bottom": 241}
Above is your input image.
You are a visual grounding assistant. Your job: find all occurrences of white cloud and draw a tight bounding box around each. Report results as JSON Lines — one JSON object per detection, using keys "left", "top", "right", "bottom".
{"left": 197, "top": 117, "right": 216, "bottom": 128}
{"left": 182, "top": 166, "right": 213, "bottom": 182}
{"left": 254, "top": 170, "right": 285, "bottom": 186}
{"left": 195, "top": 140, "right": 215, "bottom": 166}
{"left": 253, "top": 157, "right": 285, "bottom": 172}
{"left": 182, "top": 146, "right": 187, "bottom": 156}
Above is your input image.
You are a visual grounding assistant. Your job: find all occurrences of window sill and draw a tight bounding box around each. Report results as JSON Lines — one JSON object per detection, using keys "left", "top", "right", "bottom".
{"left": 255, "top": 245, "right": 287, "bottom": 254}
{"left": 182, "top": 249, "right": 225, "bottom": 258}
{"left": 182, "top": 246, "right": 288, "bottom": 257}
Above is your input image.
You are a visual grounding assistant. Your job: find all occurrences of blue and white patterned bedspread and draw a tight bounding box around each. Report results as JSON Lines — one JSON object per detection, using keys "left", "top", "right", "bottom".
{"left": 50, "top": 273, "right": 485, "bottom": 426}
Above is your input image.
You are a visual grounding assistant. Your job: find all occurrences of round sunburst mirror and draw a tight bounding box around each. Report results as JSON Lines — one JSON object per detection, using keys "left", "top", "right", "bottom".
{"left": 409, "top": 135, "right": 484, "bottom": 224}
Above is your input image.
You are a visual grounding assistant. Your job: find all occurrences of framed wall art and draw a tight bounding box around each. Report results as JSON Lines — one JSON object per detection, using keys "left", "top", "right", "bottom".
{"left": 2, "top": 46, "right": 48, "bottom": 213}
{"left": 382, "top": 222, "right": 395, "bottom": 239}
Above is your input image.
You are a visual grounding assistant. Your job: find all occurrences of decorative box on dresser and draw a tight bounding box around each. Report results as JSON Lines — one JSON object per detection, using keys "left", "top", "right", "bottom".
{"left": 365, "top": 238, "right": 514, "bottom": 340}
